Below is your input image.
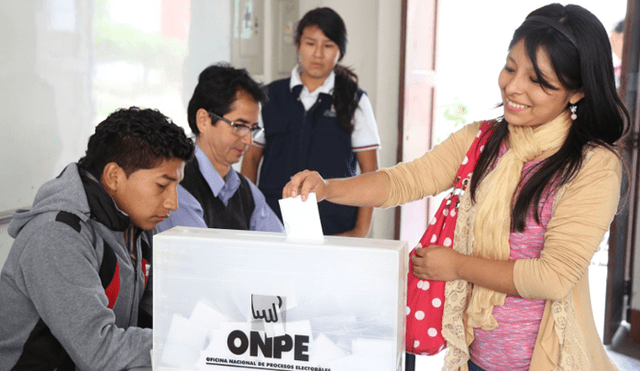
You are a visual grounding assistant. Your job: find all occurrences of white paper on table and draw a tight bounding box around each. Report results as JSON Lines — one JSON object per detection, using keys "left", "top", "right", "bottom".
{"left": 278, "top": 193, "right": 324, "bottom": 240}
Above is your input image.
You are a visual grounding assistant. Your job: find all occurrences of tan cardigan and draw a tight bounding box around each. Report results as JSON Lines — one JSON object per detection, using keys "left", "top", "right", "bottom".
{"left": 381, "top": 121, "right": 621, "bottom": 370}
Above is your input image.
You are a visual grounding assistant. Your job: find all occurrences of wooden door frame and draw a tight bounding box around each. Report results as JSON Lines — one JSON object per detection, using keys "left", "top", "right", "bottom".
{"left": 394, "top": 0, "right": 407, "bottom": 240}
{"left": 394, "top": 0, "right": 438, "bottom": 241}
{"left": 605, "top": 0, "right": 640, "bottom": 344}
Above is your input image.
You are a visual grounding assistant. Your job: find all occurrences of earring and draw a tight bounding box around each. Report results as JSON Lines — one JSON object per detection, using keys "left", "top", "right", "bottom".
{"left": 570, "top": 104, "right": 578, "bottom": 120}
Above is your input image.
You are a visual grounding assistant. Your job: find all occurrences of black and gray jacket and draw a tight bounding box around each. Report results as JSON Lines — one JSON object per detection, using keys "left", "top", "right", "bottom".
{"left": 0, "top": 163, "right": 152, "bottom": 371}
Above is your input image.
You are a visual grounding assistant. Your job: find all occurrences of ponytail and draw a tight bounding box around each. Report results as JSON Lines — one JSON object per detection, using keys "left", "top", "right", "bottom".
{"left": 333, "top": 64, "right": 359, "bottom": 133}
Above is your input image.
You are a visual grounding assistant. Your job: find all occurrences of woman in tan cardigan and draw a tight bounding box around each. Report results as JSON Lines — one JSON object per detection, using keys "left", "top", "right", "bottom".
{"left": 283, "top": 3, "right": 630, "bottom": 371}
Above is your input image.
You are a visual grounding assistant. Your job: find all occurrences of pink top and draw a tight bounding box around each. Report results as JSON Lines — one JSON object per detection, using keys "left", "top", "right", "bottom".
{"left": 470, "top": 145, "right": 558, "bottom": 370}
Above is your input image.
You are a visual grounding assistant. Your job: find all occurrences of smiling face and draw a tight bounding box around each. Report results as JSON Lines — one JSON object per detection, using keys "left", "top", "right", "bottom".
{"left": 195, "top": 90, "right": 260, "bottom": 178}
{"left": 297, "top": 25, "right": 341, "bottom": 89}
{"left": 498, "top": 39, "right": 584, "bottom": 129}
{"left": 107, "top": 158, "right": 185, "bottom": 230}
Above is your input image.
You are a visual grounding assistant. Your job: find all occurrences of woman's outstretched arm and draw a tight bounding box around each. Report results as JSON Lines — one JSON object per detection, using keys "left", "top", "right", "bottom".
{"left": 283, "top": 169, "right": 391, "bottom": 208}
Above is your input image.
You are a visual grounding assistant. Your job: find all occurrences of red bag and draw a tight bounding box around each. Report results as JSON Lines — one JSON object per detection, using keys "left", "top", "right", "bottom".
{"left": 405, "top": 121, "right": 493, "bottom": 355}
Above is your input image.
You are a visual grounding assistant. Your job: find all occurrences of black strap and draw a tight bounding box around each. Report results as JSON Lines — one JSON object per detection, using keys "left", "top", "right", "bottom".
{"left": 54, "top": 211, "right": 81, "bottom": 233}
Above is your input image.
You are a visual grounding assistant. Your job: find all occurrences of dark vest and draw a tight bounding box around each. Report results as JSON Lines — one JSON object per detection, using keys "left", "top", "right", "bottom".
{"left": 181, "top": 159, "right": 255, "bottom": 230}
{"left": 259, "top": 78, "right": 363, "bottom": 235}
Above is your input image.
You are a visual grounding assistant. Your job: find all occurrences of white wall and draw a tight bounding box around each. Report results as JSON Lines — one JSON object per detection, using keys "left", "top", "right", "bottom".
{"left": 370, "top": 0, "right": 401, "bottom": 240}
{"left": 182, "top": 0, "right": 232, "bottom": 110}
{"left": 0, "top": 223, "right": 11, "bottom": 272}
{"left": 0, "top": 0, "right": 94, "bottom": 212}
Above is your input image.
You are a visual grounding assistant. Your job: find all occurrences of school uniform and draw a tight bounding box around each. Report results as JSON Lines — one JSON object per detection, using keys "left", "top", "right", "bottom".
{"left": 254, "top": 67, "right": 380, "bottom": 235}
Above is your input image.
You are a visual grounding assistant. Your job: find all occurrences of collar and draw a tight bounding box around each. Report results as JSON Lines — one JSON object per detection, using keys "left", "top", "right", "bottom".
{"left": 194, "top": 145, "right": 241, "bottom": 204}
{"left": 289, "top": 65, "right": 335, "bottom": 95}
{"left": 78, "top": 167, "right": 131, "bottom": 231}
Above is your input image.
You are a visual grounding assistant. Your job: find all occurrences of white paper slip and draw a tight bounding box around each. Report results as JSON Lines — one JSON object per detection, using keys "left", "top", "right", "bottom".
{"left": 278, "top": 193, "right": 324, "bottom": 240}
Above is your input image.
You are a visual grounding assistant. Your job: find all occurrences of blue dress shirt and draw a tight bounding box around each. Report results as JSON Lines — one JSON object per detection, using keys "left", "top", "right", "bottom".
{"left": 156, "top": 146, "right": 284, "bottom": 233}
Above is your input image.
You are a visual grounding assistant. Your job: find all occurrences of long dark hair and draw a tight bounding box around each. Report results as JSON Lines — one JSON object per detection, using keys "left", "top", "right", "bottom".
{"left": 470, "top": 3, "right": 630, "bottom": 232}
{"left": 295, "top": 7, "right": 359, "bottom": 133}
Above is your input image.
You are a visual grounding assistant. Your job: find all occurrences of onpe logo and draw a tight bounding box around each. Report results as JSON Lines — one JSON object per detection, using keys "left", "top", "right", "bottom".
{"left": 228, "top": 295, "right": 309, "bottom": 361}
{"left": 251, "top": 295, "right": 284, "bottom": 323}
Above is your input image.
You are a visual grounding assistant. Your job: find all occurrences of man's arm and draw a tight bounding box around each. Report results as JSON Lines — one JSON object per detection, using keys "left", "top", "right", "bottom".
{"left": 247, "top": 179, "right": 285, "bottom": 233}
{"left": 21, "top": 222, "right": 152, "bottom": 370}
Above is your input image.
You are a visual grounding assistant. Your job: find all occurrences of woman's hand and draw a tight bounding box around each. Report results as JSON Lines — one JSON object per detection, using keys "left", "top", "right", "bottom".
{"left": 282, "top": 170, "right": 328, "bottom": 201}
{"left": 411, "top": 245, "right": 462, "bottom": 281}
{"left": 412, "top": 245, "right": 519, "bottom": 295}
{"left": 282, "top": 170, "right": 390, "bottom": 208}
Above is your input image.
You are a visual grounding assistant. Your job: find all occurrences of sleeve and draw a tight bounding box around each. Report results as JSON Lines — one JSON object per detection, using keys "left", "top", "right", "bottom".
{"left": 380, "top": 121, "right": 483, "bottom": 208}
{"left": 514, "top": 148, "right": 622, "bottom": 300}
{"left": 248, "top": 180, "right": 285, "bottom": 233}
{"left": 351, "top": 93, "right": 381, "bottom": 151}
{"left": 156, "top": 184, "right": 207, "bottom": 232}
{"left": 20, "top": 222, "right": 152, "bottom": 370}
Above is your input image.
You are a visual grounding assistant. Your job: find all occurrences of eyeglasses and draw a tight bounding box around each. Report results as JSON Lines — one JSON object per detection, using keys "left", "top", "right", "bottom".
{"left": 208, "top": 111, "right": 262, "bottom": 138}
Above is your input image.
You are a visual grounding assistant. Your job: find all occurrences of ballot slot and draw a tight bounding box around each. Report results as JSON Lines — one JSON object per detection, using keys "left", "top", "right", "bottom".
{"left": 153, "top": 227, "right": 407, "bottom": 371}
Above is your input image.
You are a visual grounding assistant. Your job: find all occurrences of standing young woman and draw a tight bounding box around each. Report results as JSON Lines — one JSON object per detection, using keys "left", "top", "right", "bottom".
{"left": 241, "top": 7, "right": 381, "bottom": 237}
{"left": 283, "top": 3, "right": 629, "bottom": 370}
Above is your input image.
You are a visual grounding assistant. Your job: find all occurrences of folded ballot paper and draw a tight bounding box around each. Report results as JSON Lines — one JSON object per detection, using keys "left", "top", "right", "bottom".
{"left": 153, "top": 223, "right": 407, "bottom": 371}
{"left": 278, "top": 193, "right": 324, "bottom": 240}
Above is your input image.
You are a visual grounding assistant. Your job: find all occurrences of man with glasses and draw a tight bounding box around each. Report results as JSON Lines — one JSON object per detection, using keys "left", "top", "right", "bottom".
{"left": 156, "top": 63, "right": 284, "bottom": 233}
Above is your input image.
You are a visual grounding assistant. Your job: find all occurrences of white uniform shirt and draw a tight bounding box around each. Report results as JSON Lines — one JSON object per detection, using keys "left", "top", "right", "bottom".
{"left": 254, "top": 66, "right": 381, "bottom": 152}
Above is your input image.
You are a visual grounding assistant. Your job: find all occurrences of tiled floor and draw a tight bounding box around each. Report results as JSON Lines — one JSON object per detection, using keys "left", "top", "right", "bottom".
{"left": 606, "top": 323, "right": 640, "bottom": 371}
{"left": 592, "top": 262, "right": 640, "bottom": 371}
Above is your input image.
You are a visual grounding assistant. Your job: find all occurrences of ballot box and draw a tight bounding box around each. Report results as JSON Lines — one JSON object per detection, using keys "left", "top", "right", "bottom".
{"left": 152, "top": 227, "right": 408, "bottom": 371}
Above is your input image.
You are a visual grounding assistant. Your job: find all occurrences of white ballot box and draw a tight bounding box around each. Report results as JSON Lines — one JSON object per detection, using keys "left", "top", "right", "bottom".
{"left": 153, "top": 227, "right": 408, "bottom": 371}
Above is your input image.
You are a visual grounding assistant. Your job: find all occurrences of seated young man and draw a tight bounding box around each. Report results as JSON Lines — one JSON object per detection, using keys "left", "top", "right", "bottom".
{"left": 156, "top": 63, "right": 284, "bottom": 233}
{"left": 0, "top": 107, "right": 194, "bottom": 371}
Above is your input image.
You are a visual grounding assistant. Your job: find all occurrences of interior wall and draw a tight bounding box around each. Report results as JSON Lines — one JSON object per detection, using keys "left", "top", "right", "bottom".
{"left": 0, "top": 0, "right": 94, "bottom": 212}
{"left": 182, "top": 0, "right": 232, "bottom": 110}
{"left": 370, "top": 1, "right": 401, "bottom": 240}
{"left": 0, "top": 223, "right": 11, "bottom": 272}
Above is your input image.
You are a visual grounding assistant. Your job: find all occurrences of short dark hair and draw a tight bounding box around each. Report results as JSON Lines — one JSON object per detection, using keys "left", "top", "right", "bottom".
{"left": 187, "top": 62, "right": 266, "bottom": 136}
{"left": 79, "top": 107, "right": 195, "bottom": 177}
